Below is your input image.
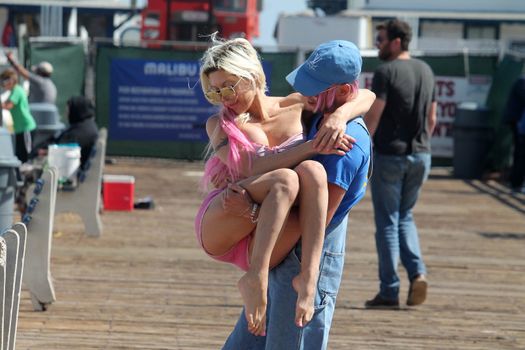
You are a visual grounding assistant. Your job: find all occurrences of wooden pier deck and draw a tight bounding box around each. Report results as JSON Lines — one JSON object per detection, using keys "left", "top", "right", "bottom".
{"left": 15, "top": 158, "right": 525, "bottom": 350}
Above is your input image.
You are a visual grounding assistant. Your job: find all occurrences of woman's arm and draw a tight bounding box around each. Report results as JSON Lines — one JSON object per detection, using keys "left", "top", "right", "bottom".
{"left": 246, "top": 137, "right": 352, "bottom": 177}
{"left": 207, "top": 111, "right": 352, "bottom": 179}
{"left": 206, "top": 115, "right": 230, "bottom": 160}
{"left": 1, "top": 101, "right": 14, "bottom": 110}
{"left": 312, "top": 89, "right": 376, "bottom": 151}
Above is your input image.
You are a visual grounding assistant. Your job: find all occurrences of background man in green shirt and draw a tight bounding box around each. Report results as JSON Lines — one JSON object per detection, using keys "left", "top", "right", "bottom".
{"left": 1, "top": 68, "right": 36, "bottom": 162}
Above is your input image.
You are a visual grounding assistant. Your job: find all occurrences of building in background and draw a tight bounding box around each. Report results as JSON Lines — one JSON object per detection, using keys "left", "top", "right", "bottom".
{"left": 0, "top": 0, "right": 138, "bottom": 47}
{"left": 277, "top": 0, "right": 525, "bottom": 53}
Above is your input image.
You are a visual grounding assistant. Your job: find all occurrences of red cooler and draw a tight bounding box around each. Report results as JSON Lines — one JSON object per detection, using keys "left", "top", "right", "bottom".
{"left": 103, "top": 175, "right": 135, "bottom": 211}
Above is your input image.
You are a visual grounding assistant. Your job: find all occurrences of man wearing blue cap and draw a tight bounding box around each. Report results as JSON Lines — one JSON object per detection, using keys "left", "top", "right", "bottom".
{"left": 223, "top": 40, "right": 372, "bottom": 350}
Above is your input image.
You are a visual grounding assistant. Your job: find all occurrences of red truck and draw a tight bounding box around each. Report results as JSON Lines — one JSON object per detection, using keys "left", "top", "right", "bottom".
{"left": 141, "top": 0, "right": 260, "bottom": 43}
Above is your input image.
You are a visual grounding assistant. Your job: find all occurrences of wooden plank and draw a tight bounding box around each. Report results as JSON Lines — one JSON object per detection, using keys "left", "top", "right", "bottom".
{"left": 13, "top": 159, "right": 525, "bottom": 349}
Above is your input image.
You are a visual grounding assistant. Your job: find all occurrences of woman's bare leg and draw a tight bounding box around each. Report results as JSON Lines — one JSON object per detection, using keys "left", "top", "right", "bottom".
{"left": 201, "top": 169, "right": 297, "bottom": 255}
{"left": 291, "top": 160, "right": 328, "bottom": 327}
{"left": 201, "top": 168, "right": 300, "bottom": 335}
{"left": 237, "top": 168, "right": 299, "bottom": 335}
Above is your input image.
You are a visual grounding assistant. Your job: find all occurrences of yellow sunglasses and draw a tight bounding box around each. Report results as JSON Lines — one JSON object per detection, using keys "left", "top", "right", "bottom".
{"left": 205, "top": 78, "right": 243, "bottom": 104}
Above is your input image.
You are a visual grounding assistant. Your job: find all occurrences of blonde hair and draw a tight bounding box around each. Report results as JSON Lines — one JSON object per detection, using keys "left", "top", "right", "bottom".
{"left": 199, "top": 34, "right": 266, "bottom": 191}
{"left": 0, "top": 68, "right": 18, "bottom": 84}
{"left": 199, "top": 34, "right": 267, "bottom": 101}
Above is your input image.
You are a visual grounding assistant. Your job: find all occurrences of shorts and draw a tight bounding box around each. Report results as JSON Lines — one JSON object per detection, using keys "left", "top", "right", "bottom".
{"left": 194, "top": 188, "right": 251, "bottom": 271}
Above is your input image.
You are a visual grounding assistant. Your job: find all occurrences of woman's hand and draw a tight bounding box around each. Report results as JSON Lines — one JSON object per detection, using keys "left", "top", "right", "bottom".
{"left": 316, "top": 134, "right": 355, "bottom": 156}
{"left": 313, "top": 110, "right": 347, "bottom": 152}
{"left": 222, "top": 182, "right": 254, "bottom": 218}
{"left": 313, "top": 110, "right": 358, "bottom": 153}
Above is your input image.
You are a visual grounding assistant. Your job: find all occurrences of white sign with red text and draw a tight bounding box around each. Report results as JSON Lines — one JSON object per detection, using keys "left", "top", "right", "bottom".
{"left": 359, "top": 73, "right": 492, "bottom": 157}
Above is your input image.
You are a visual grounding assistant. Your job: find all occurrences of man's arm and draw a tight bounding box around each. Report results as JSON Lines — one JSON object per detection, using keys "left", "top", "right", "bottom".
{"left": 364, "top": 98, "right": 386, "bottom": 137}
{"left": 427, "top": 101, "right": 437, "bottom": 136}
{"left": 6, "top": 52, "right": 30, "bottom": 80}
{"left": 325, "top": 183, "right": 345, "bottom": 225}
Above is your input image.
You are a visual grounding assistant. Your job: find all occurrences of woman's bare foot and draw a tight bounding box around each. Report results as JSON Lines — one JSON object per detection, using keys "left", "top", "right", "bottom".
{"left": 252, "top": 313, "right": 267, "bottom": 337}
{"left": 238, "top": 270, "right": 268, "bottom": 334}
{"left": 292, "top": 272, "right": 317, "bottom": 327}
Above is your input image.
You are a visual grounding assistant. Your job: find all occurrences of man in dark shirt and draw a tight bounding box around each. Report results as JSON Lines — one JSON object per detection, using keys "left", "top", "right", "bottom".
{"left": 364, "top": 19, "right": 437, "bottom": 309}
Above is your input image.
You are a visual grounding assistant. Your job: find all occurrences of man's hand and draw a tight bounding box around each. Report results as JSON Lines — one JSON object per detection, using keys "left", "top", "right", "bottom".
{"left": 222, "top": 182, "right": 253, "bottom": 218}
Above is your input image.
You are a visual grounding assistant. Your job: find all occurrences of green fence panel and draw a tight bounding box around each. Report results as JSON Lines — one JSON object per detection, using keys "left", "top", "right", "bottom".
{"left": 260, "top": 52, "right": 297, "bottom": 96}
{"left": 29, "top": 43, "right": 86, "bottom": 120}
{"left": 96, "top": 46, "right": 504, "bottom": 161}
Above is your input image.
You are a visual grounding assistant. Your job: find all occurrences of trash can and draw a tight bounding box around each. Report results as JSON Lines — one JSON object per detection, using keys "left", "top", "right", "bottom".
{"left": 453, "top": 103, "right": 494, "bottom": 179}
{"left": 30, "top": 103, "right": 65, "bottom": 148}
{"left": 0, "top": 127, "right": 21, "bottom": 233}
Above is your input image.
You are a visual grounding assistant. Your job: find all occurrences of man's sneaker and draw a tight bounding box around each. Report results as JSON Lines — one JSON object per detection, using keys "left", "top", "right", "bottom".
{"left": 407, "top": 274, "right": 428, "bottom": 306}
{"left": 364, "top": 294, "right": 400, "bottom": 309}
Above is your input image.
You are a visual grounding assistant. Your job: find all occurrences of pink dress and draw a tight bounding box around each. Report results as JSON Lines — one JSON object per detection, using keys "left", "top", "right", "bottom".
{"left": 194, "top": 133, "right": 305, "bottom": 271}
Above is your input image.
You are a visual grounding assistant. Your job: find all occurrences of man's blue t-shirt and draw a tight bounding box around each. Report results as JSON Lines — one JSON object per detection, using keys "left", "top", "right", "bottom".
{"left": 307, "top": 116, "right": 372, "bottom": 226}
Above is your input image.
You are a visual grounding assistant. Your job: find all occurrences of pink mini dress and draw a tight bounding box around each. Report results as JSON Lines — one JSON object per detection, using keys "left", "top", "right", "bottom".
{"left": 194, "top": 133, "right": 305, "bottom": 271}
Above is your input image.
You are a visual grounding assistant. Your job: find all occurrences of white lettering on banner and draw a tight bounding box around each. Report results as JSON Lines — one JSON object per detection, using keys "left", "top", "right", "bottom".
{"left": 117, "top": 113, "right": 199, "bottom": 122}
{"left": 144, "top": 62, "right": 199, "bottom": 76}
{"left": 360, "top": 73, "right": 491, "bottom": 158}
{"left": 118, "top": 121, "right": 193, "bottom": 129}
{"left": 118, "top": 96, "right": 200, "bottom": 105}
{"left": 111, "top": 59, "right": 216, "bottom": 142}
{"left": 118, "top": 85, "right": 195, "bottom": 96}
{"left": 115, "top": 82, "right": 217, "bottom": 139}
{"left": 118, "top": 104, "right": 208, "bottom": 114}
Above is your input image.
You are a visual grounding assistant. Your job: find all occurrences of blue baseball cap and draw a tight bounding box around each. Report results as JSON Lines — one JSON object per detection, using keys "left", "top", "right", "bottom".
{"left": 286, "top": 40, "right": 362, "bottom": 96}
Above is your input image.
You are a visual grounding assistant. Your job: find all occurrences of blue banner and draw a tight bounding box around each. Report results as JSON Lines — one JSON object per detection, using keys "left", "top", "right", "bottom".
{"left": 109, "top": 58, "right": 272, "bottom": 142}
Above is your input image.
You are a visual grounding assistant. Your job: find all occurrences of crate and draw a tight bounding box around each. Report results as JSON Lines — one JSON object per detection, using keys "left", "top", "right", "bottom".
{"left": 103, "top": 175, "right": 135, "bottom": 211}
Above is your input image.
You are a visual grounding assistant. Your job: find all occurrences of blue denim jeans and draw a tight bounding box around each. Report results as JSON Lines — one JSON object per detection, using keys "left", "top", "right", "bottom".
{"left": 370, "top": 152, "right": 431, "bottom": 300}
{"left": 223, "top": 216, "right": 348, "bottom": 350}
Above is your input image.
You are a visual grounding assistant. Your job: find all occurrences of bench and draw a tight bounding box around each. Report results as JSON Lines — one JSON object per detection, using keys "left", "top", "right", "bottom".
{"left": 0, "top": 222, "right": 27, "bottom": 350}
{"left": 22, "top": 167, "right": 58, "bottom": 311}
{"left": 54, "top": 128, "right": 107, "bottom": 237}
